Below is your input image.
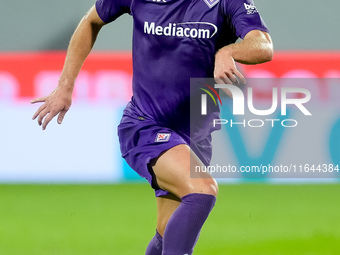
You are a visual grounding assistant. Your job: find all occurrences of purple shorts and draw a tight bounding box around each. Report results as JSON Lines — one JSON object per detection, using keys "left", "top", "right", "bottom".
{"left": 117, "top": 101, "right": 212, "bottom": 197}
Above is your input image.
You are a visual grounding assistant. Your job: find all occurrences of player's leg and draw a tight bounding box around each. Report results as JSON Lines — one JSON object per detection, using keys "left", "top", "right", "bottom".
{"left": 152, "top": 144, "right": 218, "bottom": 197}
{"left": 145, "top": 194, "right": 180, "bottom": 255}
{"left": 151, "top": 144, "right": 218, "bottom": 255}
{"left": 156, "top": 194, "right": 181, "bottom": 236}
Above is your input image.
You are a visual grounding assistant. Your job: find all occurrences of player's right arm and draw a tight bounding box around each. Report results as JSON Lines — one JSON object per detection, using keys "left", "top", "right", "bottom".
{"left": 31, "top": 5, "right": 106, "bottom": 130}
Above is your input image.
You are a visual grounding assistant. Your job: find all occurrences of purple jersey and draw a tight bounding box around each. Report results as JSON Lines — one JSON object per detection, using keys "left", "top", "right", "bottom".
{"left": 96, "top": 0, "right": 268, "bottom": 135}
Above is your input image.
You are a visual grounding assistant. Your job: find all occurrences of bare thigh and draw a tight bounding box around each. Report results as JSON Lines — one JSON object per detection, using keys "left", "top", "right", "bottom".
{"left": 151, "top": 144, "right": 218, "bottom": 198}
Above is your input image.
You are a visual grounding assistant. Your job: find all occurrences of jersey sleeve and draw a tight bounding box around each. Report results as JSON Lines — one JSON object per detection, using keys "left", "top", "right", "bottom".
{"left": 223, "top": 0, "right": 269, "bottom": 39}
{"left": 95, "top": 0, "right": 132, "bottom": 23}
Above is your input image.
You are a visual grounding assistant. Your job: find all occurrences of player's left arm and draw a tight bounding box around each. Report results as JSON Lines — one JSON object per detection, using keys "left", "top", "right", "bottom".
{"left": 214, "top": 29, "right": 273, "bottom": 85}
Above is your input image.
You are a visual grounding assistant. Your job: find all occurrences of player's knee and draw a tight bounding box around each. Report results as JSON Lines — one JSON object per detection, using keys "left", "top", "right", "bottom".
{"left": 206, "top": 178, "right": 218, "bottom": 197}
{"left": 190, "top": 177, "right": 218, "bottom": 197}
{"left": 211, "top": 178, "right": 219, "bottom": 197}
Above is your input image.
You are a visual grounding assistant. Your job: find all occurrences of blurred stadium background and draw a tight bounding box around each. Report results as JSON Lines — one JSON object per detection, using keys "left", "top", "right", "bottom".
{"left": 0, "top": 0, "right": 339, "bottom": 254}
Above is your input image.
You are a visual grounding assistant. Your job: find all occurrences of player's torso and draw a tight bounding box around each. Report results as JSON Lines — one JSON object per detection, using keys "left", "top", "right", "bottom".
{"left": 131, "top": 0, "right": 228, "bottom": 56}
{"left": 129, "top": 0, "right": 232, "bottom": 131}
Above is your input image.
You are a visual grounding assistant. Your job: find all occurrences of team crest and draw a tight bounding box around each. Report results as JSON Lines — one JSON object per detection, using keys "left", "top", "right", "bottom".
{"left": 155, "top": 133, "right": 171, "bottom": 142}
{"left": 203, "top": 0, "right": 219, "bottom": 8}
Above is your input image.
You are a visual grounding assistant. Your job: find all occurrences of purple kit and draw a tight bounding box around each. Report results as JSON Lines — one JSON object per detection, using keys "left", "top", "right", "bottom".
{"left": 95, "top": 0, "right": 269, "bottom": 196}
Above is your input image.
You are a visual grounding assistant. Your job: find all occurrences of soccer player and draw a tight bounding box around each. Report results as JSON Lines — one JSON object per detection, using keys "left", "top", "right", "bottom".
{"left": 31, "top": 0, "right": 273, "bottom": 254}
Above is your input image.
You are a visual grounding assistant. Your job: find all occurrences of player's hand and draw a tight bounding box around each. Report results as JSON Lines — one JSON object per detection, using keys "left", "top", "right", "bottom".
{"left": 31, "top": 85, "right": 73, "bottom": 130}
{"left": 214, "top": 47, "right": 246, "bottom": 97}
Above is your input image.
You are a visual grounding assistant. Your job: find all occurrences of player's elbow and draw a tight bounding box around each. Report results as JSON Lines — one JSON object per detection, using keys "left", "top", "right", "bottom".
{"left": 259, "top": 33, "right": 274, "bottom": 63}
{"left": 252, "top": 31, "right": 274, "bottom": 64}
{"left": 252, "top": 41, "right": 273, "bottom": 64}
{"left": 261, "top": 46, "right": 274, "bottom": 63}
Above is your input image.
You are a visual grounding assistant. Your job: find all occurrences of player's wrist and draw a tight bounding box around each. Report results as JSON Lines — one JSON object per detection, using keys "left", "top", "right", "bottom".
{"left": 216, "top": 46, "right": 234, "bottom": 60}
{"left": 58, "top": 77, "right": 76, "bottom": 91}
